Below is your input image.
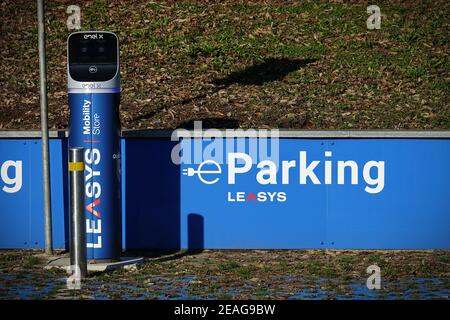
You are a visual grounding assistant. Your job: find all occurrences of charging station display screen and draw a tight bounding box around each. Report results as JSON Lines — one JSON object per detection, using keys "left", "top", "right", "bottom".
{"left": 68, "top": 32, "right": 118, "bottom": 82}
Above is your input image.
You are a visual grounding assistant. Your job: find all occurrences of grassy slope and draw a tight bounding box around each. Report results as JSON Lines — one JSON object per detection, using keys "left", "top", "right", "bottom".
{"left": 0, "top": 0, "right": 448, "bottom": 130}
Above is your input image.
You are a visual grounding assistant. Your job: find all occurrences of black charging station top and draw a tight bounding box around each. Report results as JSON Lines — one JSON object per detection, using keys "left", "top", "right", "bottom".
{"left": 68, "top": 32, "right": 118, "bottom": 82}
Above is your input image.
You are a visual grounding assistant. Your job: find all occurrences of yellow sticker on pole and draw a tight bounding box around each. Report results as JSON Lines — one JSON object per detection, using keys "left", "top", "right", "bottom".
{"left": 69, "top": 162, "right": 84, "bottom": 171}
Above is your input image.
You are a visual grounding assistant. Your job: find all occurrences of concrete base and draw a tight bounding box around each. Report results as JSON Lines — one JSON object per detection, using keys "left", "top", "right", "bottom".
{"left": 45, "top": 256, "right": 144, "bottom": 273}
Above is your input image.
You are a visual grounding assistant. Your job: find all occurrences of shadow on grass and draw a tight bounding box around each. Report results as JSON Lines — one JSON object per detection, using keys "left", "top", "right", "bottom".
{"left": 132, "top": 57, "right": 315, "bottom": 124}
{"left": 212, "top": 58, "right": 316, "bottom": 86}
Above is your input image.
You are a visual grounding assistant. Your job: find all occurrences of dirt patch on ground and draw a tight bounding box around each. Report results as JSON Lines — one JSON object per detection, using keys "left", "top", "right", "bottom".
{"left": 0, "top": 0, "right": 448, "bottom": 130}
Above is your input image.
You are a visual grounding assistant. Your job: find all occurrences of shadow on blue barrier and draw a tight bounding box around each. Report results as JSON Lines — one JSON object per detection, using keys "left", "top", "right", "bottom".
{"left": 188, "top": 213, "right": 204, "bottom": 252}
{"left": 124, "top": 139, "right": 180, "bottom": 250}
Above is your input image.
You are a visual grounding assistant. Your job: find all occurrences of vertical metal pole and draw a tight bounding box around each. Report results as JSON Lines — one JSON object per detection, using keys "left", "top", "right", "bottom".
{"left": 37, "top": 0, "right": 53, "bottom": 255}
{"left": 69, "top": 148, "right": 87, "bottom": 278}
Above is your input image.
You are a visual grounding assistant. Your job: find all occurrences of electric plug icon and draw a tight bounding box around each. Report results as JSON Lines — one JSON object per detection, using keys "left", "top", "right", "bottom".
{"left": 182, "top": 167, "right": 196, "bottom": 177}
{"left": 182, "top": 160, "right": 222, "bottom": 184}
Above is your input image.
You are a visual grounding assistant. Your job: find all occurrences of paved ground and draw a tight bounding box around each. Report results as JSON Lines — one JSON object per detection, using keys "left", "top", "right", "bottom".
{"left": 0, "top": 249, "right": 448, "bottom": 299}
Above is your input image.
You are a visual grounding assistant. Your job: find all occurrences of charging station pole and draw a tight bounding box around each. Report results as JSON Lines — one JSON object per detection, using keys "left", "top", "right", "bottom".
{"left": 67, "top": 31, "right": 122, "bottom": 261}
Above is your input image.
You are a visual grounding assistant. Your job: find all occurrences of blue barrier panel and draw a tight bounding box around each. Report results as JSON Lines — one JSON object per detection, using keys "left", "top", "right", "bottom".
{"left": 326, "top": 139, "right": 450, "bottom": 249}
{"left": 180, "top": 138, "right": 327, "bottom": 249}
{"left": 179, "top": 138, "right": 450, "bottom": 249}
{"left": 124, "top": 139, "right": 180, "bottom": 249}
{"left": 0, "top": 134, "right": 449, "bottom": 250}
{"left": 0, "top": 139, "right": 67, "bottom": 249}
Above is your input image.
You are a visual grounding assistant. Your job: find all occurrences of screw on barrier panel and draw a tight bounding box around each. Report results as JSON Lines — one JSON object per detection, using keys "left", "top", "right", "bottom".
{"left": 69, "top": 147, "right": 87, "bottom": 278}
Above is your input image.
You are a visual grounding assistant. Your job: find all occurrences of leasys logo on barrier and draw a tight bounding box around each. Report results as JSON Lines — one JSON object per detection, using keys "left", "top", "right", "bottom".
{"left": 181, "top": 158, "right": 288, "bottom": 203}
{"left": 172, "top": 122, "right": 386, "bottom": 203}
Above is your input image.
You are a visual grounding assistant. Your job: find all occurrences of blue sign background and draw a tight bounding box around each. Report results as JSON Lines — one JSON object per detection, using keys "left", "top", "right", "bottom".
{"left": 179, "top": 138, "right": 450, "bottom": 249}
{"left": 0, "top": 136, "right": 449, "bottom": 250}
{"left": 0, "top": 139, "right": 67, "bottom": 249}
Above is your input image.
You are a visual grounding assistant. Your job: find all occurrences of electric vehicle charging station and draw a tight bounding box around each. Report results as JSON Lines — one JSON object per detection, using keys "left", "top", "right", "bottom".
{"left": 67, "top": 31, "right": 121, "bottom": 261}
